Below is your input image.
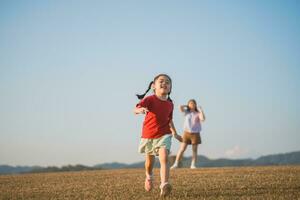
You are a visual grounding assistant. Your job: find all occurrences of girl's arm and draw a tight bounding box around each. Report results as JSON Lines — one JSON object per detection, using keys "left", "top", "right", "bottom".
{"left": 169, "top": 120, "right": 182, "bottom": 142}
{"left": 179, "top": 105, "right": 187, "bottom": 113}
{"left": 133, "top": 106, "right": 149, "bottom": 115}
{"left": 198, "top": 107, "right": 206, "bottom": 122}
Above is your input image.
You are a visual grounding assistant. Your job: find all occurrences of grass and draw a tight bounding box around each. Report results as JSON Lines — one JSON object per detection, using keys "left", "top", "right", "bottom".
{"left": 0, "top": 166, "right": 299, "bottom": 199}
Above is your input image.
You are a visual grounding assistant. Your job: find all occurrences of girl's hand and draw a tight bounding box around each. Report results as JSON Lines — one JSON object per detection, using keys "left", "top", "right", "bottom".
{"left": 136, "top": 107, "right": 149, "bottom": 114}
{"left": 173, "top": 133, "right": 183, "bottom": 142}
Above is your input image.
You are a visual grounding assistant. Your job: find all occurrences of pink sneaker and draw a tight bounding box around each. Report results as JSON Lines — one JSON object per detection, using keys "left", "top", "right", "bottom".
{"left": 144, "top": 176, "right": 153, "bottom": 192}
{"left": 160, "top": 182, "right": 172, "bottom": 197}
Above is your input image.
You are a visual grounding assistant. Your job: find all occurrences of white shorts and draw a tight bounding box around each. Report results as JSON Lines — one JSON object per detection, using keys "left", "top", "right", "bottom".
{"left": 138, "top": 134, "right": 172, "bottom": 156}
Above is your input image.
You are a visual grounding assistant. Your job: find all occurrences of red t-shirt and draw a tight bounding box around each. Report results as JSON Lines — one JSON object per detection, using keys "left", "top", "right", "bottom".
{"left": 136, "top": 95, "right": 173, "bottom": 139}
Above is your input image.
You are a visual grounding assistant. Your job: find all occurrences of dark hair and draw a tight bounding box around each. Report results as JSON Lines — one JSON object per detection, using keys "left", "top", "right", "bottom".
{"left": 136, "top": 74, "right": 172, "bottom": 101}
{"left": 186, "top": 99, "right": 199, "bottom": 112}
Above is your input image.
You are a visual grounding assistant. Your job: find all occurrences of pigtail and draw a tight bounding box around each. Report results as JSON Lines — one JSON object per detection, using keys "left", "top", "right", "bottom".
{"left": 167, "top": 92, "right": 172, "bottom": 102}
{"left": 136, "top": 81, "right": 154, "bottom": 100}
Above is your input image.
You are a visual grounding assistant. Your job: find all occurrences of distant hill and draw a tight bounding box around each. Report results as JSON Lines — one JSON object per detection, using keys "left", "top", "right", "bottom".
{"left": 1, "top": 151, "right": 300, "bottom": 174}
{"left": 254, "top": 151, "right": 300, "bottom": 165}
{"left": 172, "top": 151, "right": 300, "bottom": 168}
{"left": 94, "top": 162, "right": 128, "bottom": 169}
{"left": 97, "top": 151, "right": 300, "bottom": 169}
{"left": 0, "top": 165, "right": 41, "bottom": 174}
{"left": 0, "top": 164, "right": 101, "bottom": 175}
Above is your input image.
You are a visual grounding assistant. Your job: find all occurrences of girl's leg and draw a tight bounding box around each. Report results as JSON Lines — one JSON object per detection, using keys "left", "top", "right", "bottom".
{"left": 159, "top": 147, "right": 172, "bottom": 197}
{"left": 191, "top": 144, "right": 198, "bottom": 168}
{"left": 145, "top": 154, "right": 155, "bottom": 177}
{"left": 171, "top": 142, "right": 188, "bottom": 168}
{"left": 158, "top": 147, "right": 169, "bottom": 184}
{"left": 145, "top": 154, "right": 155, "bottom": 191}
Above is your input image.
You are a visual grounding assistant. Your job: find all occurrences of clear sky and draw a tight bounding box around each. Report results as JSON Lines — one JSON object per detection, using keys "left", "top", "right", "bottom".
{"left": 1, "top": 0, "right": 299, "bottom": 167}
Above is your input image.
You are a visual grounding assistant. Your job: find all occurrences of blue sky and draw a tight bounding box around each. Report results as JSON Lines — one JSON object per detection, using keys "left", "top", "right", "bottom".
{"left": 1, "top": 0, "right": 299, "bottom": 166}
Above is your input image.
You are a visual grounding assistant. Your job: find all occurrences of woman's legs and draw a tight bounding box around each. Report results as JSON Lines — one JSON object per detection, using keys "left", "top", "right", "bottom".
{"left": 171, "top": 142, "right": 188, "bottom": 168}
{"left": 191, "top": 144, "right": 198, "bottom": 168}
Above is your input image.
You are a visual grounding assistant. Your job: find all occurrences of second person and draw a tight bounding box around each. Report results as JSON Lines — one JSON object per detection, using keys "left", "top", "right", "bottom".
{"left": 171, "top": 99, "right": 206, "bottom": 169}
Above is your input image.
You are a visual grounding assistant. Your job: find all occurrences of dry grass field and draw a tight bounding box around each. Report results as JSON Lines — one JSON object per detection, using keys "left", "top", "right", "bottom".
{"left": 0, "top": 166, "right": 299, "bottom": 200}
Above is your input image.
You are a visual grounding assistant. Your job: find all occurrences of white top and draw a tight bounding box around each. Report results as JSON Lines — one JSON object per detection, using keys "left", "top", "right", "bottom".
{"left": 183, "top": 111, "right": 202, "bottom": 133}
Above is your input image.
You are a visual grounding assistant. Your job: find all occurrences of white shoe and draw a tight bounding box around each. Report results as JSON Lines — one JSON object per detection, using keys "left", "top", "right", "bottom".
{"left": 160, "top": 182, "right": 172, "bottom": 197}
{"left": 190, "top": 165, "right": 197, "bottom": 169}
{"left": 170, "top": 164, "right": 178, "bottom": 169}
{"left": 144, "top": 175, "right": 153, "bottom": 191}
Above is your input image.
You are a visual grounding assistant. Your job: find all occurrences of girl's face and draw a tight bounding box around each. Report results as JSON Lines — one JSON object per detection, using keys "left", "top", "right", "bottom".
{"left": 188, "top": 101, "right": 196, "bottom": 111}
{"left": 153, "top": 75, "right": 171, "bottom": 96}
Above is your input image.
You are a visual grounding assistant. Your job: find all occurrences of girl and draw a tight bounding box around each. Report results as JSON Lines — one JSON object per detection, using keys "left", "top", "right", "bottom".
{"left": 171, "top": 99, "right": 206, "bottom": 169}
{"left": 134, "top": 74, "right": 182, "bottom": 198}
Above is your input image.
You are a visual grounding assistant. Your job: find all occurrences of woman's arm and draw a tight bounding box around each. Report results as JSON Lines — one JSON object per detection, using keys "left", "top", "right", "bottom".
{"left": 179, "top": 105, "right": 187, "bottom": 113}
{"left": 198, "top": 107, "right": 206, "bottom": 122}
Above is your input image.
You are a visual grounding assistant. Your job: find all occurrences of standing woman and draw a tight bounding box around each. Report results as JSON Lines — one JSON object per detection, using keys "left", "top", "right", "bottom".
{"left": 171, "top": 99, "right": 206, "bottom": 169}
